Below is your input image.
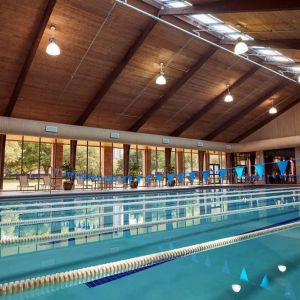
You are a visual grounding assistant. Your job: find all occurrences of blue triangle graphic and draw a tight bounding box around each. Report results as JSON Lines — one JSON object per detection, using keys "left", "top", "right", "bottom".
{"left": 260, "top": 275, "right": 269, "bottom": 289}
{"left": 277, "top": 160, "right": 289, "bottom": 175}
{"left": 222, "top": 260, "right": 230, "bottom": 274}
{"left": 240, "top": 267, "right": 249, "bottom": 281}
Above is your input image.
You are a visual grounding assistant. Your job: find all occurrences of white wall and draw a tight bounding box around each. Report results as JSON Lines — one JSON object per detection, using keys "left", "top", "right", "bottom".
{"left": 243, "top": 102, "right": 300, "bottom": 142}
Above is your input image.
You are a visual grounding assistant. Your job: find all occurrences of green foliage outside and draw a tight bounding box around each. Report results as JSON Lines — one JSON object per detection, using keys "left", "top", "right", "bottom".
{"left": 4, "top": 141, "right": 51, "bottom": 175}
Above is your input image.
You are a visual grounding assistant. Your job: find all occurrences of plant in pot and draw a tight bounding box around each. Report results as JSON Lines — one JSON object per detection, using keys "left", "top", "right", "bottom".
{"left": 165, "top": 163, "right": 176, "bottom": 187}
{"left": 129, "top": 162, "right": 140, "bottom": 188}
{"left": 62, "top": 161, "right": 75, "bottom": 190}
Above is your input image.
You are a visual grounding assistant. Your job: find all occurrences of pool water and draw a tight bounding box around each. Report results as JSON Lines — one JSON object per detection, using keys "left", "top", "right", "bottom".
{"left": 0, "top": 187, "right": 300, "bottom": 299}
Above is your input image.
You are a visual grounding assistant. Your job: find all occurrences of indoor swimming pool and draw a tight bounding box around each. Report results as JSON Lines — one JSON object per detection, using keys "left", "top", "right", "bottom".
{"left": 0, "top": 186, "right": 300, "bottom": 299}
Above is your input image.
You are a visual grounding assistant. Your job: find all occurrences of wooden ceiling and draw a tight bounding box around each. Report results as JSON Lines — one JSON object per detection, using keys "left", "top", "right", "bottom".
{"left": 0, "top": 0, "right": 299, "bottom": 143}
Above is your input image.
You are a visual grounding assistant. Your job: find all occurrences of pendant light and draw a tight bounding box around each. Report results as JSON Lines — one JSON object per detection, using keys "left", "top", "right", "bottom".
{"left": 234, "top": 37, "right": 248, "bottom": 55}
{"left": 269, "top": 100, "right": 277, "bottom": 114}
{"left": 156, "top": 63, "right": 166, "bottom": 85}
{"left": 46, "top": 25, "right": 61, "bottom": 56}
{"left": 224, "top": 84, "right": 234, "bottom": 102}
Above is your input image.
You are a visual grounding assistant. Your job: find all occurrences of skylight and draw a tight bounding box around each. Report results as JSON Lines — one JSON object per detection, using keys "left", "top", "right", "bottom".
{"left": 289, "top": 66, "right": 300, "bottom": 73}
{"left": 192, "top": 14, "right": 220, "bottom": 25}
{"left": 257, "top": 49, "right": 281, "bottom": 56}
{"left": 155, "top": 0, "right": 299, "bottom": 79}
{"left": 167, "top": 1, "right": 191, "bottom": 8}
{"left": 268, "top": 56, "right": 294, "bottom": 63}
{"left": 227, "top": 33, "right": 254, "bottom": 41}
{"left": 211, "top": 24, "right": 238, "bottom": 34}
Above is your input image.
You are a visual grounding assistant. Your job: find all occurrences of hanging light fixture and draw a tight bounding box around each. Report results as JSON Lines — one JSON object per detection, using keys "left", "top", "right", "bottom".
{"left": 156, "top": 63, "right": 166, "bottom": 85}
{"left": 269, "top": 100, "right": 278, "bottom": 114}
{"left": 298, "top": 74, "right": 300, "bottom": 83}
{"left": 234, "top": 37, "right": 248, "bottom": 55}
{"left": 46, "top": 25, "right": 61, "bottom": 56}
{"left": 224, "top": 84, "right": 234, "bottom": 102}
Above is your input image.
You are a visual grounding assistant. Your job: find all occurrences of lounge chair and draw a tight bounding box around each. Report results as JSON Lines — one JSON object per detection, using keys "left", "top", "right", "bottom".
{"left": 76, "top": 177, "right": 93, "bottom": 189}
{"left": 41, "top": 175, "right": 61, "bottom": 190}
{"left": 18, "top": 175, "right": 37, "bottom": 191}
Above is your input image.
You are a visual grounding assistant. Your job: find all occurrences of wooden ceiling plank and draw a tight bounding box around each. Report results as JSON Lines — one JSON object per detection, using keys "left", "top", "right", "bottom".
{"left": 202, "top": 81, "right": 287, "bottom": 140}
{"left": 159, "top": 0, "right": 300, "bottom": 16}
{"left": 231, "top": 97, "right": 300, "bottom": 142}
{"left": 4, "top": 0, "right": 56, "bottom": 117}
{"left": 75, "top": 18, "right": 158, "bottom": 126}
{"left": 170, "top": 65, "right": 260, "bottom": 137}
{"left": 128, "top": 47, "right": 218, "bottom": 132}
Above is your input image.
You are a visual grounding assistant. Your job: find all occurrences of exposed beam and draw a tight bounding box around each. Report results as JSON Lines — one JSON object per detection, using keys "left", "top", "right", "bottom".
{"left": 221, "top": 39, "right": 300, "bottom": 50}
{"left": 75, "top": 18, "right": 157, "bottom": 126}
{"left": 231, "top": 97, "right": 300, "bottom": 142}
{"left": 4, "top": 0, "right": 56, "bottom": 117}
{"left": 171, "top": 65, "right": 260, "bottom": 137}
{"left": 202, "top": 81, "right": 287, "bottom": 140}
{"left": 129, "top": 47, "right": 218, "bottom": 132}
{"left": 159, "top": 0, "right": 300, "bottom": 16}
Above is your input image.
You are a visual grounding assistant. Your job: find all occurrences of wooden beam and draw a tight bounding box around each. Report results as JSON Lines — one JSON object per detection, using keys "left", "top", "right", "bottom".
{"left": 75, "top": 18, "right": 157, "bottom": 126}
{"left": 221, "top": 39, "right": 300, "bottom": 50}
{"left": 202, "top": 81, "right": 287, "bottom": 140}
{"left": 231, "top": 97, "right": 300, "bottom": 142}
{"left": 159, "top": 0, "right": 300, "bottom": 16}
{"left": 129, "top": 47, "right": 218, "bottom": 132}
{"left": 4, "top": 0, "right": 56, "bottom": 117}
{"left": 170, "top": 65, "right": 260, "bottom": 137}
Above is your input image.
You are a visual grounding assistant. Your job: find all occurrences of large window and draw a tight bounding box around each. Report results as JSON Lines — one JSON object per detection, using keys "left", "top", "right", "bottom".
{"left": 113, "top": 146, "right": 124, "bottom": 176}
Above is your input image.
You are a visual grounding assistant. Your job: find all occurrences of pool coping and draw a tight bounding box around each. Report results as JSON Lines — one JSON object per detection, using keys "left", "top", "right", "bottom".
{"left": 0, "top": 184, "right": 298, "bottom": 201}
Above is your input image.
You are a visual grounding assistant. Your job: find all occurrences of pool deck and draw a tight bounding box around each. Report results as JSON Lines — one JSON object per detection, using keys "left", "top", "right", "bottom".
{"left": 0, "top": 184, "right": 298, "bottom": 199}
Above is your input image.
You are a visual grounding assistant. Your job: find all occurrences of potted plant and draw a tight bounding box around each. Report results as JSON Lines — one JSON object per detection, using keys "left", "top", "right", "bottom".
{"left": 129, "top": 162, "right": 140, "bottom": 188}
{"left": 165, "top": 163, "right": 176, "bottom": 187}
{"left": 62, "top": 161, "right": 75, "bottom": 190}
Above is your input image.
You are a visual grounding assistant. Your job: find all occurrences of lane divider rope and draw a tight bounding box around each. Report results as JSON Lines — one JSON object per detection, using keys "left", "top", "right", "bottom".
{"left": 1, "top": 200, "right": 299, "bottom": 246}
{"left": 1, "top": 219, "right": 300, "bottom": 296}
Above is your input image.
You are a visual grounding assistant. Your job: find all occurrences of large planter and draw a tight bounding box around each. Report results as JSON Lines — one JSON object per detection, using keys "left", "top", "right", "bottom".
{"left": 130, "top": 180, "right": 138, "bottom": 189}
{"left": 63, "top": 181, "right": 74, "bottom": 190}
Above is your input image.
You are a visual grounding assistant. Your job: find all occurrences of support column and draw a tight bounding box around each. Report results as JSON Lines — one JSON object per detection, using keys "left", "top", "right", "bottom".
{"left": 295, "top": 148, "right": 300, "bottom": 184}
{"left": 165, "top": 148, "right": 171, "bottom": 166}
{"left": 123, "top": 144, "right": 130, "bottom": 176}
{"left": 70, "top": 140, "right": 77, "bottom": 173}
{"left": 51, "top": 142, "right": 63, "bottom": 187}
{"left": 255, "top": 150, "right": 266, "bottom": 184}
{"left": 198, "top": 150, "right": 205, "bottom": 182}
{"left": 101, "top": 146, "right": 113, "bottom": 176}
{"left": 0, "top": 134, "right": 6, "bottom": 190}
{"left": 226, "top": 153, "right": 234, "bottom": 184}
{"left": 177, "top": 151, "right": 184, "bottom": 174}
{"left": 144, "top": 148, "right": 152, "bottom": 176}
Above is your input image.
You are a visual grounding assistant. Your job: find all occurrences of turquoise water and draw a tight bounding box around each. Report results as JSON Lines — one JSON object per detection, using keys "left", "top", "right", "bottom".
{"left": 0, "top": 187, "right": 300, "bottom": 299}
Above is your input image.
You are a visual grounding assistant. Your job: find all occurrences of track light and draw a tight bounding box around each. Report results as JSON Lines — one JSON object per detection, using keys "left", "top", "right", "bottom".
{"left": 269, "top": 100, "right": 277, "bottom": 114}
{"left": 46, "top": 25, "right": 60, "bottom": 56}
{"left": 234, "top": 37, "right": 248, "bottom": 55}
{"left": 156, "top": 63, "right": 166, "bottom": 85}
{"left": 224, "top": 84, "right": 233, "bottom": 102}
